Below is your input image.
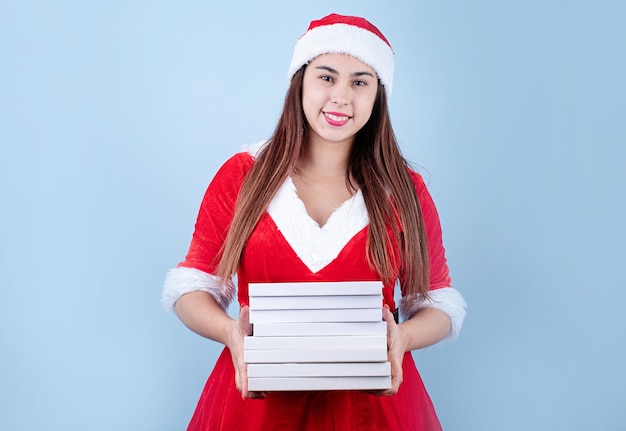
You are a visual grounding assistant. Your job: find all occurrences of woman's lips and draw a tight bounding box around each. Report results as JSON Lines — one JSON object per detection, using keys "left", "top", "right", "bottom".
{"left": 324, "top": 111, "right": 351, "bottom": 126}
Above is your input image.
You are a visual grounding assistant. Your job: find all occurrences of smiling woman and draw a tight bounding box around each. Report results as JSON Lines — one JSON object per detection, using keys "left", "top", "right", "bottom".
{"left": 162, "top": 13, "right": 466, "bottom": 431}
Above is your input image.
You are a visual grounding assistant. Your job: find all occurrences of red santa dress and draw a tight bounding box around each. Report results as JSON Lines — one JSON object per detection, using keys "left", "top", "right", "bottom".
{"left": 162, "top": 144, "right": 466, "bottom": 431}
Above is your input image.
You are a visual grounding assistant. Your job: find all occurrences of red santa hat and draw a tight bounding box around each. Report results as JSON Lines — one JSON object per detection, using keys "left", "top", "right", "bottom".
{"left": 287, "top": 13, "right": 395, "bottom": 98}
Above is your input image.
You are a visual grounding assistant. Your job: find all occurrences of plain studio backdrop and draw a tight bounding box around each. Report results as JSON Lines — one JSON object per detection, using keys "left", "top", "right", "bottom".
{"left": 1, "top": 1, "right": 624, "bottom": 430}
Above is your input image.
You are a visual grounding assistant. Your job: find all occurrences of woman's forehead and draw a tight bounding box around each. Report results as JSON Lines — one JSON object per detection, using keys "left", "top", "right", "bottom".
{"left": 308, "top": 53, "right": 377, "bottom": 74}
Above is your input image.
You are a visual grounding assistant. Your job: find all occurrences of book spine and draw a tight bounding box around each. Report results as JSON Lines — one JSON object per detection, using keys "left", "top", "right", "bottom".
{"left": 247, "top": 361, "right": 391, "bottom": 378}
{"left": 249, "top": 294, "right": 382, "bottom": 310}
{"left": 244, "top": 335, "right": 387, "bottom": 350}
{"left": 249, "top": 281, "right": 383, "bottom": 297}
{"left": 248, "top": 376, "right": 392, "bottom": 391}
{"left": 252, "top": 322, "right": 387, "bottom": 337}
{"left": 249, "top": 307, "right": 382, "bottom": 323}
{"left": 244, "top": 348, "right": 388, "bottom": 364}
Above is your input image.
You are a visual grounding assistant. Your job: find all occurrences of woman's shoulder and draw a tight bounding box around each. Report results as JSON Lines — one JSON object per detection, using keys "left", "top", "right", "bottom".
{"left": 406, "top": 166, "right": 428, "bottom": 194}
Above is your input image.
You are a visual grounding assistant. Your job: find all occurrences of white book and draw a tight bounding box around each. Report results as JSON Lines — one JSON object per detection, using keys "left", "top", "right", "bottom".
{"left": 248, "top": 376, "right": 392, "bottom": 391}
{"left": 244, "top": 335, "right": 387, "bottom": 350}
{"left": 244, "top": 348, "right": 387, "bottom": 363}
{"left": 247, "top": 361, "right": 391, "bottom": 378}
{"left": 249, "top": 294, "right": 382, "bottom": 310}
{"left": 249, "top": 281, "right": 383, "bottom": 297}
{"left": 253, "top": 322, "right": 387, "bottom": 337}
{"left": 249, "top": 307, "right": 382, "bottom": 323}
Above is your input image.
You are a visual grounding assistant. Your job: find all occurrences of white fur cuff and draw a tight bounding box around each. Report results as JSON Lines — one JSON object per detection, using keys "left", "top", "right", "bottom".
{"left": 161, "top": 267, "right": 235, "bottom": 312}
{"left": 400, "top": 287, "right": 467, "bottom": 342}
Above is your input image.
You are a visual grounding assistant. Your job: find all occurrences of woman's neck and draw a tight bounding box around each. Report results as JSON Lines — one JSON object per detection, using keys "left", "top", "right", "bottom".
{"left": 296, "top": 137, "right": 352, "bottom": 178}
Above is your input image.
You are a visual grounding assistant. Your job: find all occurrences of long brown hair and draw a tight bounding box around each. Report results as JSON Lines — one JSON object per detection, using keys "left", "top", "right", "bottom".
{"left": 216, "top": 66, "right": 430, "bottom": 299}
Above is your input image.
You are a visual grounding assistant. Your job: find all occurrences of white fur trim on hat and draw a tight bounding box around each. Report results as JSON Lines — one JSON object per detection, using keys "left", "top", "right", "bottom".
{"left": 161, "top": 267, "right": 235, "bottom": 312}
{"left": 287, "top": 15, "right": 395, "bottom": 98}
{"left": 399, "top": 287, "right": 467, "bottom": 342}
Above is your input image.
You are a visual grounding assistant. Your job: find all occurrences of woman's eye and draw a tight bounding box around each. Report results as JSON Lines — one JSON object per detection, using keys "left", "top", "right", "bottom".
{"left": 320, "top": 75, "right": 333, "bottom": 82}
{"left": 354, "top": 80, "right": 367, "bottom": 86}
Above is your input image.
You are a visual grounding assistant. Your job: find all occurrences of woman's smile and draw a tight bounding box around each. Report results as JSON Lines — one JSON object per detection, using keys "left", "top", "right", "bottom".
{"left": 324, "top": 111, "right": 352, "bottom": 126}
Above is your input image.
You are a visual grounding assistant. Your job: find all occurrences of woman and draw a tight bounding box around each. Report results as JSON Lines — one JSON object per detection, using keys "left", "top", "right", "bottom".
{"left": 162, "top": 13, "right": 467, "bottom": 431}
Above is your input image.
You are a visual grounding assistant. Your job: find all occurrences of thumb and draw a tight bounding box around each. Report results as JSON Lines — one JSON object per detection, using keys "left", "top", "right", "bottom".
{"left": 382, "top": 305, "right": 396, "bottom": 325}
{"left": 238, "top": 305, "right": 252, "bottom": 335}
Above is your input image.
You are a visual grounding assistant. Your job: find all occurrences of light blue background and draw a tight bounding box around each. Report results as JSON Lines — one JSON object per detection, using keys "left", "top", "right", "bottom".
{"left": 1, "top": 1, "right": 624, "bottom": 430}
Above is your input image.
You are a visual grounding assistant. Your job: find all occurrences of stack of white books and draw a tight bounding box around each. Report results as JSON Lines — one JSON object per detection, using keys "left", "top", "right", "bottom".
{"left": 244, "top": 281, "right": 391, "bottom": 391}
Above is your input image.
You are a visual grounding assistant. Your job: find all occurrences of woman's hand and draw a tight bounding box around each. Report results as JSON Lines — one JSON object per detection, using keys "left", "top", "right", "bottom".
{"left": 379, "top": 305, "right": 408, "bottom": 396}
{"left": 227, "top": 305, "right": 266, "bottom": 399}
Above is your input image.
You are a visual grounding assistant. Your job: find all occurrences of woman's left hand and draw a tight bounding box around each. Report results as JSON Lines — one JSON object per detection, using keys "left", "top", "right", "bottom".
{"left": 379, "top": 305, "right": 407, "bottom": 396}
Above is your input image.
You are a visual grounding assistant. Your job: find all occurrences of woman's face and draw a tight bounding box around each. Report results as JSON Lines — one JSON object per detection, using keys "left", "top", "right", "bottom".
{"left": 301, "top": 53, "right": 379, "bottom": 149}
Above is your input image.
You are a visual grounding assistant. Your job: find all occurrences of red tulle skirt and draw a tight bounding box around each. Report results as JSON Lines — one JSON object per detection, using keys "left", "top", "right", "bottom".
{"left": 186, "top": 348, "right": 442, "bottom": 431}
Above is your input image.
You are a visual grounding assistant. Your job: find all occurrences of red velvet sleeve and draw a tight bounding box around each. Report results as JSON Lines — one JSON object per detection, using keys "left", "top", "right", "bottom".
{"left": 177, "top": 152, "right": 255, "bottom": 274}
{"left": 409, "top": 170, "right": 452, "bottom": 292}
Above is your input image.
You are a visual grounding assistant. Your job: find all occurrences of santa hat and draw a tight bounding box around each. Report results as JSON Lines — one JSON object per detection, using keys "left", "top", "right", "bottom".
{"left": 287, "top": 13, "right": 395, "bottom": 98}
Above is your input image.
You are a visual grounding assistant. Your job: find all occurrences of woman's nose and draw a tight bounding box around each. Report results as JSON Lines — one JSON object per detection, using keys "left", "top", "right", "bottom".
{"left": 331, "top": 84, "right": 349, "bottom": 106}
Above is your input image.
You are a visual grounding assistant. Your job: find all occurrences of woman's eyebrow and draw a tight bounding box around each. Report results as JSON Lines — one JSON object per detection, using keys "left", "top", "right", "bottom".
{"left": 352, "top": 71, "right": 375, "bottom": 78}
{"left": 314, "top": 65, "right": 375, "bottom": 78}
{"left": 315, "top": 65, "right": 339, "bottom": 74}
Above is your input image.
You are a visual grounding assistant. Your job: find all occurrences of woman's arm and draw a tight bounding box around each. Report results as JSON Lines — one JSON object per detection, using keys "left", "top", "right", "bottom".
{"left": 381, "top": 305, "right": 452, "bottom": 396}
{"left": 397, "top": 306, "right": 452, "bottom": 351}
{"left": 174, "top": 292, "right": 263, "bottom": 399}
{"left": 174, "top": 291, "right": 237, "bottom": 344}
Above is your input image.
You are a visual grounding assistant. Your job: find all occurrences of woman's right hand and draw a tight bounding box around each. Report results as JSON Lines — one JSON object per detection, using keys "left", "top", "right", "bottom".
{"left": 227, "top": 305, "right": 267, "bottom": 399}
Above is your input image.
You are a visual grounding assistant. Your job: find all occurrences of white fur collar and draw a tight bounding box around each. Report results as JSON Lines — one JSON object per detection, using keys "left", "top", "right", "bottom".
{"left": 243, "top": 140, "right": 268, "bottom": 158}
{"left": 267, "top": 177, "right": 369, "bottom": 273}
